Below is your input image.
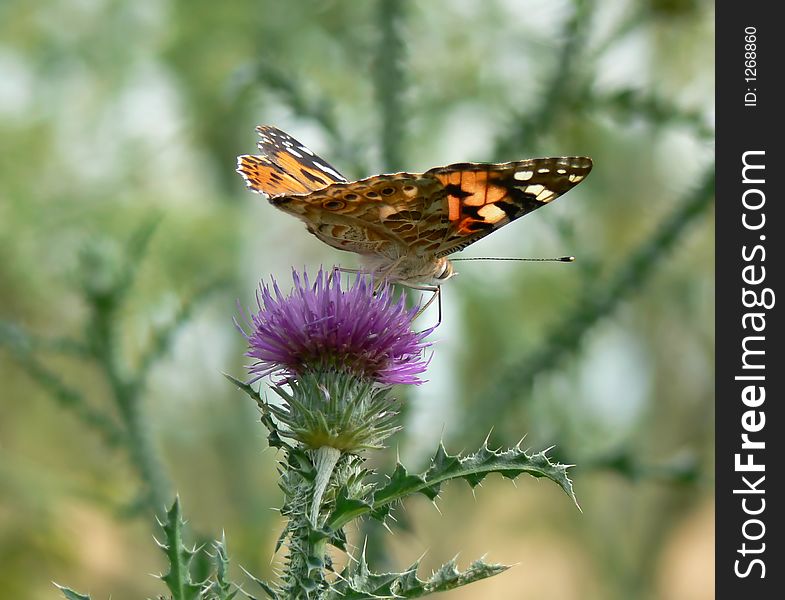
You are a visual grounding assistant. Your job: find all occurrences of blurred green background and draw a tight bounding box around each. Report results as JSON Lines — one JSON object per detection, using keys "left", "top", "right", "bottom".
{"left": 0, "top": 0, "right": 714, "bottom": 598}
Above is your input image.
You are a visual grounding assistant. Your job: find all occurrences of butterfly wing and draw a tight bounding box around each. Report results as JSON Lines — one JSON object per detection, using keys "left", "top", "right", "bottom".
{"left": 269, "top": 172, "right": 446, "bottom": 258}
{"left": 425, "top": 157, "right": 593, "bottom": 256}
{"left": 269, "top": 157, "right": 592, "bottom": 259}
{"left": 237, "top": 126, "right": 347, "bottom": 196}
{"left": 237, "top": 126, "right": 593, "bottom": 275}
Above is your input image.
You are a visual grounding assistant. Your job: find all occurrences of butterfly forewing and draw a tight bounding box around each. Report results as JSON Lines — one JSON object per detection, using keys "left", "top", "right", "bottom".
{"left": 237, "top": 126, "right": 347, "bottom": 196}
{"left": 237, "top": 154, "right": 317, "bottom": 195}
{"left": 426, "top": 157, "right": 593, "bottom": 256}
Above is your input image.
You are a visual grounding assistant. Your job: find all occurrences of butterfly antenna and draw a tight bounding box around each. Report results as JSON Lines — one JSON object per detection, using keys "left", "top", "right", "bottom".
{"left": 451, "top": 256, "right": 575, "bottom": 263}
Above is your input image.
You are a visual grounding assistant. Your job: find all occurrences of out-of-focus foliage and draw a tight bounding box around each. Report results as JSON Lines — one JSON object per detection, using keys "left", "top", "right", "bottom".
{"left": 1, "top": 0, "right": 713, "bottom": 599}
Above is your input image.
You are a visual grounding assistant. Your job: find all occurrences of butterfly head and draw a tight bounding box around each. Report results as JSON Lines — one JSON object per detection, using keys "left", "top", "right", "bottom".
{"left": 432, "top": 257, "right": 456, "bottom": 284}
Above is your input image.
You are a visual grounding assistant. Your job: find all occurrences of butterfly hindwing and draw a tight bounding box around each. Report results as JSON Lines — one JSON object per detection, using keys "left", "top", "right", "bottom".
{"left": 269, "top": 172, "right": 447, "bottom": 258}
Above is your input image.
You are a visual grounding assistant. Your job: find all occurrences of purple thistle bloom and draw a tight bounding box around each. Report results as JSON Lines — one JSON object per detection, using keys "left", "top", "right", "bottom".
{"left": 241, "top": 268, "right": 433, "bottom": 386}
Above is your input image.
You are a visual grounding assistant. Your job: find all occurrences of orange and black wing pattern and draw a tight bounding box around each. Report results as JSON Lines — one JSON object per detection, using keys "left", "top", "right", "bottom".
{"left": 237, "top": 126, "right": 593, "bottom": 268}
{"left": 425, "top": 157, "right": 593, "bottom": 256}
{"left": 236, "top": 126, "right": 347, "bottom": 196}
{"left": 264, "top": 158, "right": 592, "bottom": 259}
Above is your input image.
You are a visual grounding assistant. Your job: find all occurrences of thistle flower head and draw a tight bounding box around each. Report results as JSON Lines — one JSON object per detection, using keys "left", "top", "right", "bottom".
{"left": 242, "top": 268, "right": 432, "bottom": 386}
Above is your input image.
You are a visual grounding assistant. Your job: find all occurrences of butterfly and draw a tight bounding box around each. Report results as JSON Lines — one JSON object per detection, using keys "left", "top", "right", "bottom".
{"left": 237, "top": 126, "right": 592, "bottom": 289}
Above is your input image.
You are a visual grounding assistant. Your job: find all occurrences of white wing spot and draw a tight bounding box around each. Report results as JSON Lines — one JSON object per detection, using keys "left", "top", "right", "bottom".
{"left": 537, "top": 168, "right": 550, "bottom": 174}
{"left": 568, "top": 174, "right": 584, "bottom": 183}
{"left": 525, "top": 184, "right": 545, "bottom": 196}
{"left": 314, "top": 161, "right": 344, "bottom": 180}
{"left": 514, "top": 170, "right": 534, "bottom": 181}
{"left": 557, "top": 168, "right": 567, "bottom": 174}
{"left": 536, "top": 190, "right": 555, "bottom": 202}
{"left": 477, "top": 203, "right": 507, "bottom": 223}
{"left": 287, "top": 148, "right": 303, "bottom": 158}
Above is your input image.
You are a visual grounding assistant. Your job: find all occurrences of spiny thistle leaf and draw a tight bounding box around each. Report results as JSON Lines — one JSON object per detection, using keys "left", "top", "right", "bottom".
{"left": 158, "top": 497, "right": 202, "bottom": 600}
{"left": 202, "top": 535, "right": 239, "bottom": 600}
{"left": 331, "top": 487, "right": 374, "bottom": 527}
{"left": 326, "top": 552, "right": 414, "bottom": 600}
{"left": 327, "top": 555, "right": 508, "bottom": 599}
{"left": 54, "top": 584, "right": 91, "bottom": 600}
{"left": 327, "top": 441, "right": 576, "bottom": 531}
{"left": 224, "top": 374, "right": 287, "bottom": 450}
{"left": 424, "top": 558, "right": 508, "bottom": 594}
{"left": 224, "top": 373, "right": 267, "bottom": 413}
{"left": 287, "top": 446, "right": 316, "bottom": 481}
{"left": 240, "top": 566, "right": 279, "bottom": 600}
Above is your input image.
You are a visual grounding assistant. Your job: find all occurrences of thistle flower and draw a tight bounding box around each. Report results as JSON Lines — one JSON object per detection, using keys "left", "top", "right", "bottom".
{"left": 242, "top": 268, "right": 432, "bottom": 386}
{"left": 238, "top": 268, "right": 434, "bottom": 451}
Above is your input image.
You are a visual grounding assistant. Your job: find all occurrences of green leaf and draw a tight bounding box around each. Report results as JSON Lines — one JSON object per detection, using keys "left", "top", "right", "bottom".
{"left": 327, "top": 555, "right": 508, "bottom": 599}
{"left": 240, "top": 566, "right": 279, "bottom": 600}
{"left": 213, "top": 535, "right": 231, "bottom": 585}
{"left": 331, "top": 487, "right": 373, "bottom": 527}
{"left": 202, "top": 535, "right": 239, "bottom": 600}
{"left": 424, "top": 558, "right": 508, "bottom": 594}
{"left": 326, "top": 551, "right": 409, "bottom": 600}
{"left": 223, "top": 373, "right": 265, "bottom": 409}
{"left": 327, "top": 441, "right": 577, "bottom": 531}
{"left": 374, "top": 462, "right": 434, "bottom": 505}
{"left": 53, "top": 584, "right": 91, "bottom": 600}
{"left": 157, "top": 497, "right": 202, "bottom": 600}
{"left": 224, "top": 374, "right": 287, "bottom": 450}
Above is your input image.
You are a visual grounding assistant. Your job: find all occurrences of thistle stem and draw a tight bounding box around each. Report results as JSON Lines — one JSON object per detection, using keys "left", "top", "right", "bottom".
{"left": 310, "top": 446, "right": 341, "bottom": 526}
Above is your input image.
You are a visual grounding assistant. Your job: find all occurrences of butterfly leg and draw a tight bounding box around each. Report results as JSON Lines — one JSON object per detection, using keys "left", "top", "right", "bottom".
{"left": 420, "top": 285, "right": 442, "bottom": 327}
{"left": 327, "top": 266, "right": 361, "bottom": 287}
{"left": 399, "top": 283, "right": 442, "bottom": 328}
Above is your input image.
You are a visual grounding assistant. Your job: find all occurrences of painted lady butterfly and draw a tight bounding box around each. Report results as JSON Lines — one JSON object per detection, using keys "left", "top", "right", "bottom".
{"left": 237, "top": 126, "right": 592, "bottom": 287}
